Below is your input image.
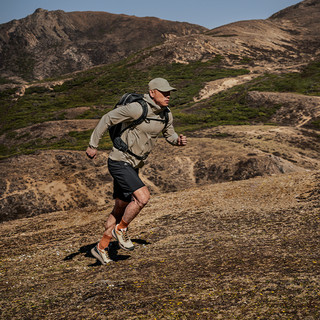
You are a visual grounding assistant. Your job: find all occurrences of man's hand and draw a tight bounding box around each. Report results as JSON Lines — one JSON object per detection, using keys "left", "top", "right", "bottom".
{"left": 86, "top": 146, "right": 97, "bottom": 159}
{"left": 177, "top": 134, "right": 187, "bottom": 146}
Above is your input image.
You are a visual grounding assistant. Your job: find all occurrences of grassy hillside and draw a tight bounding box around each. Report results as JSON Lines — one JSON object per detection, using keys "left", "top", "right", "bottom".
{"left": 0, "top": 57, "right": 319, "bottom": 159}
{"left": 1, "top": 170, "right": 319, "bottom": 319}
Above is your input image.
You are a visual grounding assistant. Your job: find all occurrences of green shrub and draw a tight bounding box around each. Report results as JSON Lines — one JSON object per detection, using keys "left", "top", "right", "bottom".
{"left": 25, "top": 86, "right": 50, "bottom": 94}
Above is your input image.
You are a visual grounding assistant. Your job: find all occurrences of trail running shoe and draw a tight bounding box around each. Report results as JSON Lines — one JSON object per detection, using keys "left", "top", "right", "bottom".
{"left": 91, "top": 245, "right": 112, "bottom": 265}
{"left": 112, "top": 225, "right": 135, "bottom": 251}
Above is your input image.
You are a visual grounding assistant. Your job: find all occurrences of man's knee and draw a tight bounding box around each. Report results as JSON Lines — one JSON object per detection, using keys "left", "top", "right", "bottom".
{"left": 133, "top": 186, "right": 150, "bottom": 209}
{"left": 138, "top": 193, "right": 150, "bottom": 208}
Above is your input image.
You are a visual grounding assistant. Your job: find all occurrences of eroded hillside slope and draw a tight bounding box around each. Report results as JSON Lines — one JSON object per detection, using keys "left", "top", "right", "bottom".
{"left": 1, "top": 124, "right": 319, "bottom": 222}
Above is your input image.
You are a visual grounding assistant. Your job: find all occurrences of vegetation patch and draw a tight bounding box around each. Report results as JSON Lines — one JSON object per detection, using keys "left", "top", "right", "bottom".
{"left": 1, "top": 59, "right": 319, "bottom": 157}
{"left": 248, "top": 61, "right": 320, "bottom": 95}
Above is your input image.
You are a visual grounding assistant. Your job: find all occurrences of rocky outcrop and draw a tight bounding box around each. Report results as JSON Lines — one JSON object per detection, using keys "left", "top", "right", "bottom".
{"left": 0, "top": 9, "right": 206, "bottom": 80}
{"left": 0, "top": 151, "right": 113, "bottom": 222}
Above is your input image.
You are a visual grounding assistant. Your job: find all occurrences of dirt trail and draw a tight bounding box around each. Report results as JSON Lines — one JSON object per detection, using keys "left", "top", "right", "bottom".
{"left": 194, "top": 73, "right": 261, "bottom": 101}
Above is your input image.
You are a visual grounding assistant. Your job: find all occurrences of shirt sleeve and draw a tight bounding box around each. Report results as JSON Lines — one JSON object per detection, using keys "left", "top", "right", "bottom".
{"left": 89, "top": 102, "right": 142, "bottom": 148}
{"left": 162, "top": 111, "right": 179, "bottom": 145}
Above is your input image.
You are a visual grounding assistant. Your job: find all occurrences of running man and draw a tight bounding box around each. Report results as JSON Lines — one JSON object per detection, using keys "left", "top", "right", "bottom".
{"left": 86, "top": 78, "right": 187, "bottom": 264}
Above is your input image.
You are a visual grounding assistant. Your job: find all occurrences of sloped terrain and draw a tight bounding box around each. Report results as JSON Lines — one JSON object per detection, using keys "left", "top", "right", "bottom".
{"left": 0, "top": 169, "right": 319, "bottom": 319}
{"left": 1, "top": 0, "right": 319, "bottom": 82}
{"left": 0, "top": 9, "right": 206, "bottom": 81}
{"left": 190, "top": 126, "right": 320, "bottom": 170}
{"left": 1, "top": 124, "right": 319, "bottom": 222}
{"left": 246, "top": 92, "right": 320, "bottom": 128}
{"left": 132, "top": 0, "right": 320, "bottom": 73}
{"left": 1, "top": 62, "right": 319, "bottom": 222}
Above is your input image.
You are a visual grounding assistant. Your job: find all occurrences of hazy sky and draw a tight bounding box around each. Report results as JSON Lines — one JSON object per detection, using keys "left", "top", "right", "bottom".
{"left": 0, "top": 0, "right": 302, "bottom": 29}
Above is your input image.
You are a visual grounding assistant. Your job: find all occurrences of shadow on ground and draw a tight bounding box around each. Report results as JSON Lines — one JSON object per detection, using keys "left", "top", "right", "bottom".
{"left": 63, "top": 239, "right": 151, "bottom": 266}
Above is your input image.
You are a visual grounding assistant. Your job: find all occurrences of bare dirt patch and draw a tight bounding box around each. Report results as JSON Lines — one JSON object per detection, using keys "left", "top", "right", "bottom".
{"left": 194, "top": 73, "right": 261, "bottom": 101}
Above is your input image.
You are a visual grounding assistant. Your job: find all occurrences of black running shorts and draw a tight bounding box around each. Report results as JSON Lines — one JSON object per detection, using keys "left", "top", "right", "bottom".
{"left": 107, "top": 158, "right": 145, "bottom": 202}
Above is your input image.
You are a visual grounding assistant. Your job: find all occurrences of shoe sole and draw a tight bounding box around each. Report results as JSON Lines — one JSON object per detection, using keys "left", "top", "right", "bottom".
{"left": 112, "top": 228, "right": 135, "bottom": 251}
{"left": 91, "top": 247, "right": 110, "bottom": 265}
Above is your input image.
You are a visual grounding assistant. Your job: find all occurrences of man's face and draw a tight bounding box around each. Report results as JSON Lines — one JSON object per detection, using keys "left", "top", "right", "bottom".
{"left": 149, "top": 89, "right": 171, "bottom": 107}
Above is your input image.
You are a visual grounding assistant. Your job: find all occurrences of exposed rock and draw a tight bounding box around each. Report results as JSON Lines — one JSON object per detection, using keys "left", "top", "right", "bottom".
{"left": 0, "top": 9, "right": 206, "bottom": 80}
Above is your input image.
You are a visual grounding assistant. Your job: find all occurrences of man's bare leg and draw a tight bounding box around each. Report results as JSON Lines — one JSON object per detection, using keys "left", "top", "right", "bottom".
{"left": 113, "top": 186, "right": 150, "bottom": 250}
{"left": 97, "top": 198, "right": 129, "bottom": 251}
{"left": 104, "top": 198, "right": 129, "bottom": 236}
{"left": 122, "top": 186, "right": 150, "bottom": 224}
{"left": 91, "top": 198, "right": 130, "bottom": 264}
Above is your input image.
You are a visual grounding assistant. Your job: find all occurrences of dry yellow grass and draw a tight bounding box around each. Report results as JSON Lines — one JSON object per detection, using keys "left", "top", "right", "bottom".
{"left": 0, "top": 169, "right": 319, "bottom": 319}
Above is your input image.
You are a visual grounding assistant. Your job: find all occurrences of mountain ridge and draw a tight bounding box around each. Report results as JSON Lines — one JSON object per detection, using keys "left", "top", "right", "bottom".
{"left": 0, "top": 8, "right": 206, "bottom": 81}
{"left": 132, "top": 0, "right": 320, "bottom": 73}
{"left": 1, "top": 0, "right": 320, "bottom": 81}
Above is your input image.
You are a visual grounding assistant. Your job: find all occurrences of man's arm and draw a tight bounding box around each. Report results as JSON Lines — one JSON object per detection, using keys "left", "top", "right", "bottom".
{"left": 86, "top": 102, "right": 142, "bottom": 159}
{"left": 162, "top": 112, "right": 187, "bottom": 146}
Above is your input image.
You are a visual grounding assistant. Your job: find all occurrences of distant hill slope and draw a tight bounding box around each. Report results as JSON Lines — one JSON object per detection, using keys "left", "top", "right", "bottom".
{"left": 269, "top": 0, "right": 320, "bottom": 35}
{"left": 130, "top": 0, "right": 320, "bottom": 72}
{"left": 1, "top": 0, "right": 320, "bottom": 82}
{"left": 0, "top": 8, "right": 206, "bottom": 81}
{"left": 1, "top": 126, "right": 319, "bottom": 222}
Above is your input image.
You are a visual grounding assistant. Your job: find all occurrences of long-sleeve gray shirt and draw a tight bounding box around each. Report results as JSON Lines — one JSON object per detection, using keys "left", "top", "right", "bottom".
{"left": 89, "top": 93, "right": 179, "bottom": 168}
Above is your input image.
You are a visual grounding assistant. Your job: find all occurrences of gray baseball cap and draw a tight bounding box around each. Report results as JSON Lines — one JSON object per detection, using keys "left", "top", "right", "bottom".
{"left": 148, "top": 78, "right": 176, "bottom": 92}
